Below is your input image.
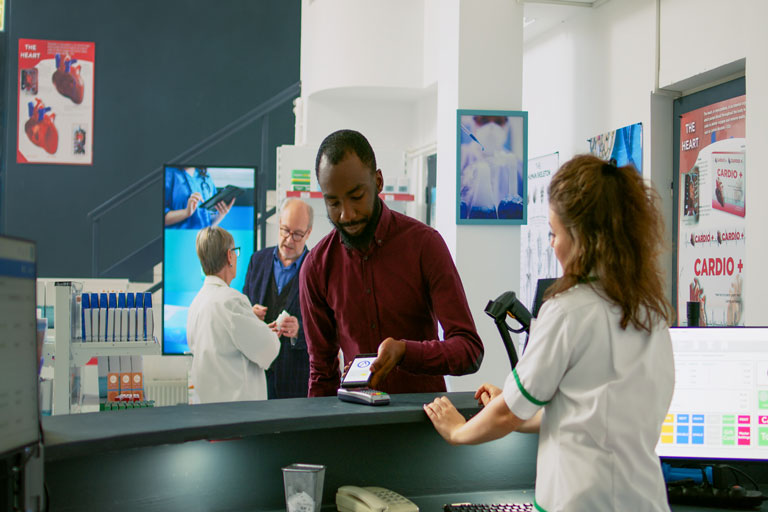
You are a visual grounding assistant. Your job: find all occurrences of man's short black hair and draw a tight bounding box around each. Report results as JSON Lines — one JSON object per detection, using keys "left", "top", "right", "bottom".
{"left": 315, "top": 129, "right": 377, "bottom": 178}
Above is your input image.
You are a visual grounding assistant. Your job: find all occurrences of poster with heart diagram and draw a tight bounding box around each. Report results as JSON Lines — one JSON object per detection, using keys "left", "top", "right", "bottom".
{"left": 17, "top": 38, "right": 94, "bottom": 165}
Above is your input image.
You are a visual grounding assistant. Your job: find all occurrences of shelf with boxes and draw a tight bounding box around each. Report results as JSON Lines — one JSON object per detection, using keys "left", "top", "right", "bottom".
{"left": 284, "top": 190, "right": 415, "bottom": 202}
{"left": 51, "top": 281, "right": 160, "bottom": 415}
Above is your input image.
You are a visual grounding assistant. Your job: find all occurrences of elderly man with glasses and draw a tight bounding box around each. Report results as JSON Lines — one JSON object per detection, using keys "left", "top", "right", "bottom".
{"left": 242, "top": 198, "right": 314, "bottom": 399}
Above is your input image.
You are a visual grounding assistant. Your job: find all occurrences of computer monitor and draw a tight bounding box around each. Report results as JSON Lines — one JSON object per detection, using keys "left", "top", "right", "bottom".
{"left": 656, "top": 327, "right": 768, "bottom": 461}
{"left": 0, "top": 236, "right": 39, "bottom": 456}
{"left": 162, "top": 165, "right": 256, "bottom": 355}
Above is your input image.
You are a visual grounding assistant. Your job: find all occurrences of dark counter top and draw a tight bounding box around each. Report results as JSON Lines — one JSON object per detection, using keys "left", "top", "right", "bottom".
{"left": 42, "top": 391, "right": 482, "bottom": 461}
{"left": 43, "top": 393, "right": 766, "bottom": 512}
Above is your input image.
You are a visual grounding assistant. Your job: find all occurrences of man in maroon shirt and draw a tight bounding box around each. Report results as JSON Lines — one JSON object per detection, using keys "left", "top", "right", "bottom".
{"left": 299, "top": 129, "right": 484, "bottom": 396}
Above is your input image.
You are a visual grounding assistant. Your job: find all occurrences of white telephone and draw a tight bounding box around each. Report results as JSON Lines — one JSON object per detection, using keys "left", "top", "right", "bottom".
{"left": 336, "top": 485, "right": 419, "bottom": 512}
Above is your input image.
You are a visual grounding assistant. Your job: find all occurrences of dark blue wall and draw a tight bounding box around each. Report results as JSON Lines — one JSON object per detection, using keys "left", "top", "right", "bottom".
{"left": 0, "top": 0, "right": 300, "bottom": 280}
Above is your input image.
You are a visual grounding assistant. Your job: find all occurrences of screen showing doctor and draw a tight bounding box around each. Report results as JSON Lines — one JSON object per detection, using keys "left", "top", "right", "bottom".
{"left": 459, "top": 114, "right": 524, "bottom": 220}
{"left": 163, "top": 165, "right": 255, "bottom": 355}
{"left": 165, "top": 166, "right": 235, "bottom": 229}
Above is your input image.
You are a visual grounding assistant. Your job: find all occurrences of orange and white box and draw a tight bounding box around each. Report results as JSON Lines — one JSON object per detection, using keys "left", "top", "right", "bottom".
{"left": 131, "top": 372, "right": 143, "bottom": 394}
{"left": 107, "top": 372, "right": 120, "bottom": 401}
{"left": 119, "top": 372, "right": 132, "bottom": 394}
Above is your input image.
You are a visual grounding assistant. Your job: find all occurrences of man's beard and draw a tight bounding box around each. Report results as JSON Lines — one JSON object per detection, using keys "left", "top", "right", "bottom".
{"left": 332, "top": 198, "right": 382, "bottom": 251}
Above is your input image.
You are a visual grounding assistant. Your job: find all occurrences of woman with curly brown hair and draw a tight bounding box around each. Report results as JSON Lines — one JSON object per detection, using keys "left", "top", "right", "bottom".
{"left": 425, "top": 155, "right": 675, "bottom": 512}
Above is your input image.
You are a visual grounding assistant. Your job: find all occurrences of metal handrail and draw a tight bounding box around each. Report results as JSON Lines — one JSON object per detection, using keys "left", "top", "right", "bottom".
{"left": 89, "top": 81, "right": 301, "bottom": 276}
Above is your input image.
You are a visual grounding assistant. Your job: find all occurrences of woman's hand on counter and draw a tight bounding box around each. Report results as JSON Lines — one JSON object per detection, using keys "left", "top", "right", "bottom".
{"left": 423, "top": 396, "right": 466, "bottom": 445}
{"left": 475, "top": 383, "right": 502, "bottom": 406}
{"left": 425, "top": 393, "right": 524, "bottom": 446}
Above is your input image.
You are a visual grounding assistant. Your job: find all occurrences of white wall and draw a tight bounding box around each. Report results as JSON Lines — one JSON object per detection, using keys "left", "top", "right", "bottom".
{"left": 295, "top": 0, "right": 442, "bottom": 245}
{"left": 743, "top": 0, "right": 768, "bottom": 325}
{"left": 524, "top": 0, "right": 656, "bottom": 172}
{"left": 523, "top": 0, "right": 766, "bottom": 327}
{"left": 300, "top": 0, "right": 425, "bottom": 98}
{"left": 445, "top": 1, "right": 525, "bottom": 392}
{"left": 303, "top": 94, "right": 421, "bottom": 152}
{"left": 292, "top": 0, "right": 768, "bottom": 395}
{"left": 658, "top": 0, "right": 748, "bottom": 90}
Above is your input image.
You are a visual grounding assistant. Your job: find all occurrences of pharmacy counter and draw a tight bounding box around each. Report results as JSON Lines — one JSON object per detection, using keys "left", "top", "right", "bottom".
{"left": 43, "top": 392, "right": 538, "bottom": 511}
{"left": 42, "top": 393, "right": 767, "bottom": 511}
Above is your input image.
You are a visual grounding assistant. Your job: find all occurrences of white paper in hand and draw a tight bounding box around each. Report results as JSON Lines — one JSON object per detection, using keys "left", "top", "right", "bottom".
{"left": 275, "top": 310, "right": 291, "bottom": 329}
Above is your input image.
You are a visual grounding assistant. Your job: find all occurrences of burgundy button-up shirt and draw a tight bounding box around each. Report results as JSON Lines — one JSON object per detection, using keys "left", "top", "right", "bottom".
{"left": 299, "top": 202, "right": 484, "bottom": 396}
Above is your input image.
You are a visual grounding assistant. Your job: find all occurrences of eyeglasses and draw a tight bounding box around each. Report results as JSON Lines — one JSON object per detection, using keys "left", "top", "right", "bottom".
{"left": 230, "top": 247, "right": 241, "bottom": 257}
{"left": 279, "top": 226, "right": 307, "bottom": 242}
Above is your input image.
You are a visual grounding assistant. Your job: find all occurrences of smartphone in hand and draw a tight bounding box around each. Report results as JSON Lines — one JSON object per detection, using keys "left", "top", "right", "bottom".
{"left": 340, "top": 353, "right": 377, "bottom": 388}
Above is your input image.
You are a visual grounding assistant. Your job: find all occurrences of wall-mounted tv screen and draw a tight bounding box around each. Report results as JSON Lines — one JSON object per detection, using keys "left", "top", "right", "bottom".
{"left": 162, "top": 165, "right": 256, "bottom": 355}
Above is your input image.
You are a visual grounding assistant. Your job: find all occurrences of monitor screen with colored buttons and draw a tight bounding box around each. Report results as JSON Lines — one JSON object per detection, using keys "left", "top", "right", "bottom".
{"left": 657, "top": 327, "right": 768, "bottom": 460}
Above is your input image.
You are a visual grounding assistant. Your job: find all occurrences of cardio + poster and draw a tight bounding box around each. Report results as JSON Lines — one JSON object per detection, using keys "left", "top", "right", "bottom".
{"left": 17, "top": 39, "right": 95, "bottom": 165}
{"left": 677, "top": 95, "right": 745, "bottom": 326}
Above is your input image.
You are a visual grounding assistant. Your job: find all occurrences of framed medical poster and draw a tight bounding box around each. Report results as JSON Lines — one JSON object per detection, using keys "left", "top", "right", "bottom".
{"left": 17, "top": 38, "right": 95, "bottom": 165}
{"left": 456, "top": 109, "right": 528, "bottom": 224}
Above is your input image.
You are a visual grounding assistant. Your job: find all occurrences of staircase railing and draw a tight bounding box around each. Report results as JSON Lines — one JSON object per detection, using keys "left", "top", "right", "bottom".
{"left": 87, "top": 81, "right": 301, "bottom": 277}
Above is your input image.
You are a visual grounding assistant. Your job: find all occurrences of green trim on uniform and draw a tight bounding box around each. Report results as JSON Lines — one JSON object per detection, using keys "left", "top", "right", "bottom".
{"left": 533, "top": 496, "right": 547, "bottom": 512}
{"left": 512, "top": 368, "right": 550, "bottom": 406}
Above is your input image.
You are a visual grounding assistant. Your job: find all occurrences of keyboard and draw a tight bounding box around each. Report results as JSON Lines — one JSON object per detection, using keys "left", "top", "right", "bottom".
{"left": 444, "top": 504, "right": 534, "bottom": 512}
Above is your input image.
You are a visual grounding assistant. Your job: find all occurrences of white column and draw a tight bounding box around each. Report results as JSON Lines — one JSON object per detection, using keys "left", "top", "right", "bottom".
{"left": 437, "top": 0, "right": 524, "bottom": 391}
{"left": 744, "top": 0, "right": 768, "bottom": 325}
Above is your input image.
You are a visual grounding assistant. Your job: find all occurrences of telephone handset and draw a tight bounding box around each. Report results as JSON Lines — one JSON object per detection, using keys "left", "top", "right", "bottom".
{"left": 336, "top": 485, "right": 419, "bottom": 512}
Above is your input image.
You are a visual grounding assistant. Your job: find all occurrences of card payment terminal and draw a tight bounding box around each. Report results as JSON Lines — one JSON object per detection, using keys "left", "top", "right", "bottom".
{"left": 337, "top": 354, "right": 390, "bottom": 405}
{"left": 337, "top": 387, "right": 390, "bottom": 406}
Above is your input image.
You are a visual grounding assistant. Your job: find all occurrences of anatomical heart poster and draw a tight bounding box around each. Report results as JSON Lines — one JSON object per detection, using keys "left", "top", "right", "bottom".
{"left": 17, "top": 39, "right": 94, "bottom": 164}
{"left": 677, "top": 95, "right": 746, "bottom": 326}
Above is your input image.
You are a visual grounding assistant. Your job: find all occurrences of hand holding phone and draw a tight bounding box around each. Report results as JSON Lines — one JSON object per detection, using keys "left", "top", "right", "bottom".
{"left": 368, "top": 338, "right": 406, "bottom": 390}
{"left": 341, "top": 354, "right": 377, "bottom": 388}
{"left": 338, "top": 354, "right": 391, "bottom": 406}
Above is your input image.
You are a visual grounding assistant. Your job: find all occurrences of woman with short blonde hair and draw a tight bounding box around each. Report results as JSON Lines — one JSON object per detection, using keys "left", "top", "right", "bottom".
{"left": 187, "top": 226, "right": 280, "bottom": 403}
{"left": 196, "top": 226, "right": 234, "bottom": 276}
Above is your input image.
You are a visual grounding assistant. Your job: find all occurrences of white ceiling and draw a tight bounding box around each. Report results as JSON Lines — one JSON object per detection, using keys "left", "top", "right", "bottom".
{"left": 522, "top": 0, "right": 605, "bottom": 43}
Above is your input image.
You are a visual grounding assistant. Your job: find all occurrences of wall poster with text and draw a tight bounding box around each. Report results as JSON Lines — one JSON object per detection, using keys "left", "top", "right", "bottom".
{"left": 17, "top": 38, "right": 94, "bottom": 165}
{"left": 520, "top": 152, "right": 561, "bottom": 313}
{"left": 677, "top": 95, "right": 745, "bottom": 326}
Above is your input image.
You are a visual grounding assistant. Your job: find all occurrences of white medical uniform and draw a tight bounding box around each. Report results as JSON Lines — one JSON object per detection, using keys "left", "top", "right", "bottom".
{"left": 503, "top": 283, "right": 674, "bottom": 512}
{"left": 187, "top": 275, "right": 280, "bottom": 403}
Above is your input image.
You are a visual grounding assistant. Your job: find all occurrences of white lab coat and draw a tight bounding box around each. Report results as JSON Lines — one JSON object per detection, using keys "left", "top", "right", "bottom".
{"left": 187, "top": 275, "right": 280, "bottom": 403}
{"left": 503, "top": 284, "right": 674, "bottom": 512}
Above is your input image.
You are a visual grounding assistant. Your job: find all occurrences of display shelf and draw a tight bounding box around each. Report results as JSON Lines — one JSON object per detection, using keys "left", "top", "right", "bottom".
{"left": 71, "top": 339, "right": 159, "bottom": 362}
{"left": 52, "top": 282, "right": 157, "bottom": 415}
{"left": 284, "top": 190, "right": 415, "bottom": 201}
